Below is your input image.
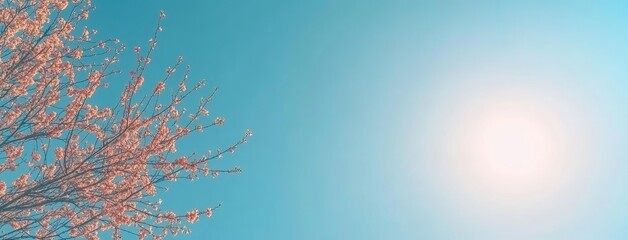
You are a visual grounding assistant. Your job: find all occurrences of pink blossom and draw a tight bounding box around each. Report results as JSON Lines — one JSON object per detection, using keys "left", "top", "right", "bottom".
{"left": 214, "top": 117, "right": 224, "bottom": 125}
{"left": 31, "top": 151, "right": 41, "bottom": 161}
{"left": 137, "top": 76, "right": 144, "bottom": 86}
{"left": 154, "top": 82, "right": 165, "bottom": 94}
{"left": 12, "top": 174, "right": 29, "bottom": 189}
{"left": 0, "top": 181, "right": 6, "bottom": 196}
{"left": 55, "top": 147, "right": 64, "bottom": 160}
{"left": 72, "top": 49, "right": 83, "bottom": 59}
{"left": 185, "top": 209, "right": 199, "bottom": 223}
{"left": 56, "top": 0, "right": 69, "bottom": 10}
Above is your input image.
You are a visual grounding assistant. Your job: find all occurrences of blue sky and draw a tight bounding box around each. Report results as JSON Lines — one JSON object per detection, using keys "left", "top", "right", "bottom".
{"left": 89, "top": 1, "right": 628, "bottom": 239}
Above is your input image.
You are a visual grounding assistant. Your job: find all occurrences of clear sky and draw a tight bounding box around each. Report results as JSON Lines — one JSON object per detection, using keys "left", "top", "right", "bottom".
{"left": 89, "top": 1, "right": 628, "bottom": 239}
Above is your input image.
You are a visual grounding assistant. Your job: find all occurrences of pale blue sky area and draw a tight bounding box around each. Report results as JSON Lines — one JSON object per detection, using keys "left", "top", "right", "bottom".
{"left": 90, "top": 1, "right": 628, "bottom": 239}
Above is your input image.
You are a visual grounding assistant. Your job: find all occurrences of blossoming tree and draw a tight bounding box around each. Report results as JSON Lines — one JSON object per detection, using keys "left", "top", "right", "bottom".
{"left": 0, "top": 0, "right": 251, "bottom": 239}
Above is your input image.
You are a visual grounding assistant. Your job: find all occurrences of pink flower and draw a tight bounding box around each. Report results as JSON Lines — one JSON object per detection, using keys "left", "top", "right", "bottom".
{"left": 154, "top": 82, "right": 165, "bottom": 94}
{"left": 185, "top": 209, "right": 199, "bottom": 223}
{"left": 12, "top": 174, "right": 29, "bottom": 189}
{"left": 55, "top": 147, "right": 64, "bottom": 160}
{"left": 137, "top": 76, "right": 144, "bottom": 86}
{"left": 81, "top": 9, "right": 89, "bottom": 19}
{"left": 204, "top": 208, "right": 213, "bottom": 218}
{"left": 4, "top": 145, "right": 24, "bottom": 163}
{"left": 56, "top": 0, "right": 69, "bottom": 10}
{"left": 72, "top": 49, "right": 83, "bottom": 59}
{"left": 31, "top": 151, "right": 41, "bottom": 161}
{"left": 0, "top": 181, "right": 6, "bottom": 196}
{"left": 133, "top": 76, "right": 144, "bottom": 93}
{"left": 214, "top": 117, "right": 224, "bottom": 125}
{"left": 164, "top": 212, "right": 176, "bottom": 221}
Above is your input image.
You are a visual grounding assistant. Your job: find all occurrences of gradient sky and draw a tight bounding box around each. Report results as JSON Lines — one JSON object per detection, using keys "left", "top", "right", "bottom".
{"left": 88, "top": 1, "right": 628, "bottom": 239}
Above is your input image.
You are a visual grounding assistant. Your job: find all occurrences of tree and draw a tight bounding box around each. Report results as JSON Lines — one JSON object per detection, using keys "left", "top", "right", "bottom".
{"left": 0, "top": 0, "right": 251, "bottom": 239}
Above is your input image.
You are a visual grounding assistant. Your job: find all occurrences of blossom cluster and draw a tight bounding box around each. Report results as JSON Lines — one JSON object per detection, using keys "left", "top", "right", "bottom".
{"left": 0, "top": 0, "right": 250, "bottom": 239}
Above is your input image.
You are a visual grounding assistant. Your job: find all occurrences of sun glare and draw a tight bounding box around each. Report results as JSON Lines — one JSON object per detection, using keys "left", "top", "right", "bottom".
{"left": 460, "top": 102, "right": 563, "bottom": 198}
{"left": 422, "top": 84, "right": 593, "bottom": 213}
